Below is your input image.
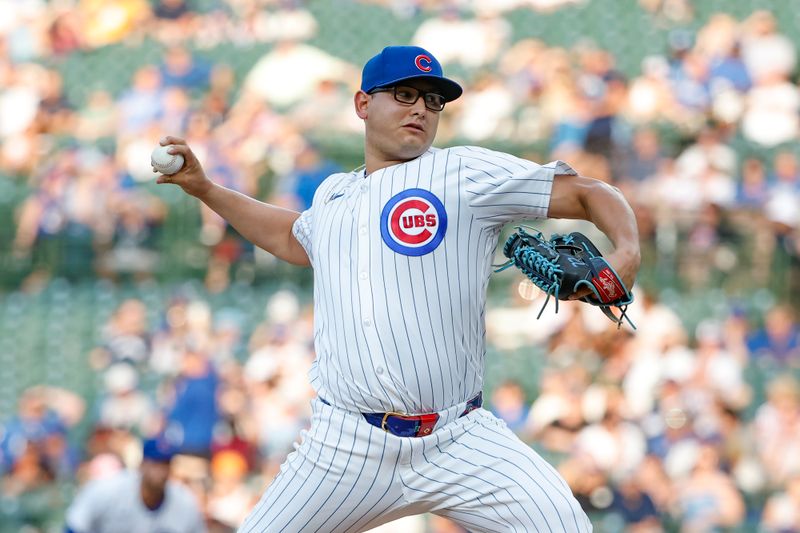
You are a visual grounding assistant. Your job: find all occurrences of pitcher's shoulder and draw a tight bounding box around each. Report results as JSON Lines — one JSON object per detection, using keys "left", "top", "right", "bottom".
{"left": 310, "top": 170, "right": 359, "bottom": 207}
{"left": 445, "top": 145, "right": 504, "bottom": 157}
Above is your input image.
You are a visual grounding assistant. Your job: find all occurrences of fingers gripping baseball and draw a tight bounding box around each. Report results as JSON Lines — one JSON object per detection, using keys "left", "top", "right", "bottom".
{"left": 153, "top": 136, "right": 213, "bottom": 198}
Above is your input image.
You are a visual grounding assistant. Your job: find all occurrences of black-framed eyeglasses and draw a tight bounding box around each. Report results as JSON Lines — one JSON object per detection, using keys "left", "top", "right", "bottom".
{"left": 369, "top": 85, "right": 447, "bottom": 112}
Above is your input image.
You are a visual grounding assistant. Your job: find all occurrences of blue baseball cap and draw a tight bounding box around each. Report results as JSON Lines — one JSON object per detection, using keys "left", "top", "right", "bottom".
{"left": 361, "top": 46, "right": 462, "bottom": 102}
{"left": 142, "top": 437, "right": 176, "bottom": 463}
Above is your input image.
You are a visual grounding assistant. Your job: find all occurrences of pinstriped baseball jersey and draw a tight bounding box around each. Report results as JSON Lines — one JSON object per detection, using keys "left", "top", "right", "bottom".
{"left": 238, "top": 146, "right": 591, "bottom": 533}
{"left": 292, "top": 146, "right": 577, "bottom": 415}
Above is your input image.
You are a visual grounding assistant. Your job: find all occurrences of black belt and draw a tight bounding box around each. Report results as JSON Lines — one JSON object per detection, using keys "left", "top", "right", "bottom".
{"left": 320, "top": 393, "right": 482, "bottom": 438}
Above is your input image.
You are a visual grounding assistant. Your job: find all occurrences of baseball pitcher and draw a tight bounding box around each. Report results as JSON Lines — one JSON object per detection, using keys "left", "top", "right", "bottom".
{"left": 155, "top": 45, "right": 640, "bottom": 532}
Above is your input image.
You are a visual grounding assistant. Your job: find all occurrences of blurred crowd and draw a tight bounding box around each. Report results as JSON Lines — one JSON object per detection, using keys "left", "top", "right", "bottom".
{"left": 1, "top": 0, "right": 799, "bottom": 295}
{"left": 2, "top": 0, "right": 800, "bottom": 531}
{"left": 486, "top": 283, "right": 800, "bottom": 531}
{"left": 1, "top": 285, "right": 800, "bottom": 531}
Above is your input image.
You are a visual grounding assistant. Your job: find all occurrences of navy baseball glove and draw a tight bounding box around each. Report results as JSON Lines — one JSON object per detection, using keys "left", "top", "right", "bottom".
{"left": 496, "top": 227, "right": 635, "bottom": 329}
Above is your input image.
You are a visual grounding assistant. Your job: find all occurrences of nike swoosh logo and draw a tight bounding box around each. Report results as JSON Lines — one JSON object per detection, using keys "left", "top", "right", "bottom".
{"left": 328, "top": 192, "right": 345, "bottom": 202}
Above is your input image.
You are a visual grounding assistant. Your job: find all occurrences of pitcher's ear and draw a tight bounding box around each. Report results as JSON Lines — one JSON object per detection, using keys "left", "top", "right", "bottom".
{"left": 355, "top": 91, "right": 370, "bottom": 119}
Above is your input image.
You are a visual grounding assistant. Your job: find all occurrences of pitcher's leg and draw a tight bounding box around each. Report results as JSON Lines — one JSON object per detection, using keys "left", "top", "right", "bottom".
{"left": 239, "top": 400, "right": 407, "bottom": 533}
{"left": 403, "top": 409, "right": 592, "bottom": 533}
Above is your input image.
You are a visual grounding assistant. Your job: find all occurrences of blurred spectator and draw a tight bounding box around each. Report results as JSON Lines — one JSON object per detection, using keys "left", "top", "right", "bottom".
{"left": 740, "top": 11, "right": 796, "bottom": 84}
{"left": 0, "top": 442, "right": 62, "bottom": 532}
{"left": 160, "top": 45, "right": 211, "bottom": 91}
{"left": 646, "top": 379, "right": 698, "bottom": 465}
{"left": 573, "top": 386, "right": 646, "bottom": 479}
{"left": 47, "top": 11, "right": 85, "bottom": 56}
{"left": 289, "top": 78, "right": 361, "bottom": 135}
{"left": 764, "top": 151, "right": 800, "bottom": 229}
{"left": 617, "top": 127, "right": 665, "bottom": 183}
{"left": 746, "top": 305, "right": 800, "bottom": 364}
{"left": 735, "top": 157, "right": 769, "bottom": 209}
{"left": 739, "top": 11, "right": 799, "bottom": 147}
{"left": 95, "top": 299, "right": 152, "bottom": 368}
{"left": 98, "top": 192, "right": 166, "bottom": 281}
{"left": 0, "top": 63, "right": 43, "bottom": 140}
{"left": 206, "top": 449, "right": 255, "bottom": 531}
{"left": 626, "top": 55, "right": 675, "bottom": 125}
{"left": 412, "top": 8, "right": 510, "bottom": 69}
{"left": 674, "top": 444, "right": 745, "bottom": 531}
{"left": 74, "top": 90, "right": 118, "bottom": 141}
{"left": 0, "top": 386, "right": 84, "bottom": 477}
{"left": 243, "top": 41, "right": 357, "bottom": 109}
{"left": 741, "top": 74, "right": 800, "bottom": 148}
{"left": 753, "top": 376, "right": 800, "bottom": 486}
{"left": 674, "top": 126, "right": 736, "bottom": 196}
{"left": 577, "top": 46, "right": 627, "bottom": 159}
{"left": 611, "top": 474, "right": 661, "bottom": 532}
{"left": 669, "top": 50, "right": 711, "bottom": 116}
{"left": 455, "top": 73, "right": 515, "bottom": 141}
{"left": 151, "top": 297, "right": 195, "bottom": 375}
{"left": 65, "top": 437, "right": 205, "bottom": 532}
{"left": 35, "top": 69, "right": 74, "bottom": 135}
{"left": 159, "top": 86, "right": 192, "bottom": 133}
{"left": 488, "top": 380, "right": 529, "bottom": 433}
{"left": 245, "top": 324, "right": 313, "bottom": 479}
{"left": 769, "top": 151, "right": 800, "bottom": 190}
{"left": 763, "top": 474, "right": 800, "bottom": 532}
{"left": 208, "top": 308, "right": 246, "bottom": 365}
{"left": 696, "top": 14, "right": 751, "bottom": 93}
{"left": 118, "top": 65, "right": 165, "bottom": 136}
{"left": 277, "top": 142, "right": 342, "bottom": 211}
{"left": 527, "top": 366, "right": 587, "bottom": 453}
{"left": 203, "top": 64, "right": 236, "bottom": 126}
{"left": 164, "top": 343, "right": 220, "bottom": 457}
{"left": 97, "top": 364, "right": 156, "bottom": 434}
{"left": 13, "top": 153, "right": 73, "bottom": 261}
{"left": 687, "top": 320, "right": 750, "bottom": 411}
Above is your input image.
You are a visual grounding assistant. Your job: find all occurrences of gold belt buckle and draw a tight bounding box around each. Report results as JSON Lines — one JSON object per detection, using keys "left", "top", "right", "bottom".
{"left": 381, "top": 411, "right": 407, "bottom": 432}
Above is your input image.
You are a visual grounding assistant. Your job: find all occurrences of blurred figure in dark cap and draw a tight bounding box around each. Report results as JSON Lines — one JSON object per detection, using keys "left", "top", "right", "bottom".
{"left": 65, "top": 436, "right": 205, "bottom": 533}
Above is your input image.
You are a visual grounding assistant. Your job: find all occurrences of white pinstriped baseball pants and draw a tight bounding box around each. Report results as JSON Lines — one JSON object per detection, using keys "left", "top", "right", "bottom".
{"left": 238, "top": 398, "right": 592, "bottom": 533}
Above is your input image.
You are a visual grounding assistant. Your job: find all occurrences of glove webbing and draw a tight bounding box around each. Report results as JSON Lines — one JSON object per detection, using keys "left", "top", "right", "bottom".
{"left": 495, "top": 238, "right": 563, "bottom": 319}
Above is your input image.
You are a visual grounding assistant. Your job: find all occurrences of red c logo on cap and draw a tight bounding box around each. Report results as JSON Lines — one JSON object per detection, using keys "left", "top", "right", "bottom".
{"left": 415, "top": 55, "right": 432, "bottom": 72}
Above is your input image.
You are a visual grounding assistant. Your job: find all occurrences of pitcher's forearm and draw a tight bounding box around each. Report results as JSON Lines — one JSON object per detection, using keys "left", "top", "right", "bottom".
{"left": 198, "top": 183, "right": 310, "bottom": 266}
{"left": 583, "top": 182, "right": 640, "bottom": 257}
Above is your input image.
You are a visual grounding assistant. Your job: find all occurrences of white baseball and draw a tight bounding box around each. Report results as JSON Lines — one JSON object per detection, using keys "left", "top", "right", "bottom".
{"left": 151, "top": 144, "right": 185, "bottom": 175}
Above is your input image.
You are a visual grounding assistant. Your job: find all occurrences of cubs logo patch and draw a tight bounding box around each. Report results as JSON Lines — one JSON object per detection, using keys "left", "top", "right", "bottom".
{"left": 380, "top": 188, "right": 447, "bottom": 256}
{"left": 414, "top": 54, "right": 432, "bottom": 72}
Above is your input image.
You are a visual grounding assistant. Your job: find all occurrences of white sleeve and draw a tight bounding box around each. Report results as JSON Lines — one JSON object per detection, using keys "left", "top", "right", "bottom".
{"left": 458, "top": 147, "right": 577, "bottom": 227}
{"left": 65, "top": 479, "right": 107, "bottom": 532}
{"left": 292, "top": 208, "right": 314, "bottom": 266}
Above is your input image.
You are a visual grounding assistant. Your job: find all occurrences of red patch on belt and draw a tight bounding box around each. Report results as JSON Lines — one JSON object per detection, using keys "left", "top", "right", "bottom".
{"left": 591, "top": 267, "right": 623, "bottom": 303}
{"left": 415, "top": 413, "right": 439, "bottom": 436}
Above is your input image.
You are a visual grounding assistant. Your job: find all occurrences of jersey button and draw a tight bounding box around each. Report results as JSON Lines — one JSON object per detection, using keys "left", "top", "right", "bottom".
{"left": 375, "top": 366, "right": 384, "bottom": 375}
{"left": 363, "top": 318, "right": 372, "bottom": 327}
{"left": 359, "top": 272, "right": 368, "bottom": 280}
{"left": 360, "top": 184, "right": 368, "bottom": 193}
{"left": 359, "top": 226, "right": 367, "bottom": 235}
